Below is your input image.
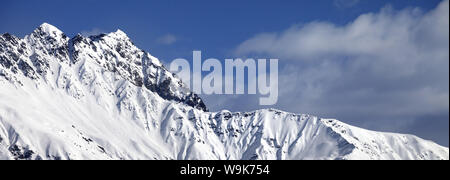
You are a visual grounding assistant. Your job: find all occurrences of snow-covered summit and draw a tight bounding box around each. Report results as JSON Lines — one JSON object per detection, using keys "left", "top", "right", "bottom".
{"left": 0, "top": 23, "right": 207, "bottom": 111}
{"left": 0, "top": 23, "right": 448, "bottom": 160}
{"left": 108, "top": 29, "right": 129, "bottom": 39}
{"left": 38, "top": 23, "right": 64, "bottom": 35}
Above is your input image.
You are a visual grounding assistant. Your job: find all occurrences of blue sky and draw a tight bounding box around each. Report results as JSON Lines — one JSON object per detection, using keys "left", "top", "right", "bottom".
{"left": 0, "top": 0, "right": 443, "bottom": 62}
{"left": 1, "top": 0, "right": 448, "bottom": 146}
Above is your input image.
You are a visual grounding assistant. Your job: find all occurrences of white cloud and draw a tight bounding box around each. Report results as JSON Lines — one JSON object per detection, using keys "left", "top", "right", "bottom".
{"left": 236, "top": 1, "right": 448, "bottom": 63}
{"left": 157, "top": 34, "right": 177, "bottom": 45}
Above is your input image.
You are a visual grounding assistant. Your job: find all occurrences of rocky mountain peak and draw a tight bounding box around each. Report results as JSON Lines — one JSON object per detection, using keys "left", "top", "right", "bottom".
{"left": 1, "top": 23, "right": 207, "bottom": 111}
{"left": 31, "top": 23, "right": 68, "bottom": 42}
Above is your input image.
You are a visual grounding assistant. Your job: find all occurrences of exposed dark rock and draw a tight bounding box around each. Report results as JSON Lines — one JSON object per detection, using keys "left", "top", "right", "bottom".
{"left": 0, "top": 55, "right": 13, "bottom": 69}
{"left": 98, "top": 146, "right": 106, "bottom": 153}
{"left": 8, "top": 145, "right": 35, "bottom": 160}
{"left": 89, "top": 34, "right": 107, "bottom": 41}
{"left": 1, "top": 33, "right": 19, "bottom": 45}
{"left": 30, "top": 54, "right": 49, "bottom": 75}
{"left": 17, "top": 59, "right": 37, "bottom": 79}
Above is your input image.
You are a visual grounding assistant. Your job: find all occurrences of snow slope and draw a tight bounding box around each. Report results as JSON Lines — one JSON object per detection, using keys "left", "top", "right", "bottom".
{"left": 0, "top": 23, "right": 448, "bottom": 160}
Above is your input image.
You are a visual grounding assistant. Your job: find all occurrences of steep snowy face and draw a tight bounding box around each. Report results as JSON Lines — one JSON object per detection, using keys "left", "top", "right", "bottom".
{"left": 0, "top": 23, "right": 448, "bottom": 160}
{"left": 0, "top": 23, "right": 207, "bottom": 111}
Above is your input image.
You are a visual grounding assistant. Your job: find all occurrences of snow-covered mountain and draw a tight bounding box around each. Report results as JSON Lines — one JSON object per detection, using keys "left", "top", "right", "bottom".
{"left": 0, "top": 23, "right": 448, "bottom": 160}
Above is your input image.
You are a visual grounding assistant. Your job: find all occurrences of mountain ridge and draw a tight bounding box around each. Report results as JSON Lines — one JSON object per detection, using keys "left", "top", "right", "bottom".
{"left": 1, "top": 23, "right": 207, "bottom": 111}
{"left": 0, "top": 23, "right": 448, "bottom": 160}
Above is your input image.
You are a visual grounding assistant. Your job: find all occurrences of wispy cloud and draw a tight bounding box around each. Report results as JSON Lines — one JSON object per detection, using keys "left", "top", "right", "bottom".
{"left": 80, "top": 28, "right": 105, "bottom": 36}
{"left": 157, "top": 34, "right": 177, "bottom": 45}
